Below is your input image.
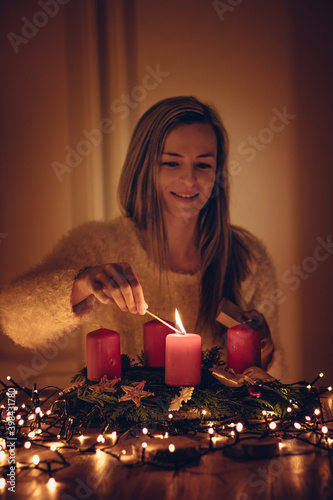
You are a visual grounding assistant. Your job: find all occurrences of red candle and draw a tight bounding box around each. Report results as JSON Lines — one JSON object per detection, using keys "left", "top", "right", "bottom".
{"left": 143, "top": 319, "right": 174, "bottom": 368}
{"left": 86, "top": 328, "right": 121, "bottom": 381}
{"left": 227, "top": 323, "right": 261, "bottom": 374}
{"left": 165, "top": 333, "right": 202, "bottom": 386}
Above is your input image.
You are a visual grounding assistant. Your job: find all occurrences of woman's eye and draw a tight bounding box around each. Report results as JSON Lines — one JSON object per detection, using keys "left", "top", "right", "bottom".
{"left": 197, "top": 163, "right": 212, "bottom": 169}
{"left": 161, "top": 161, "right": 179, "bottom": 167}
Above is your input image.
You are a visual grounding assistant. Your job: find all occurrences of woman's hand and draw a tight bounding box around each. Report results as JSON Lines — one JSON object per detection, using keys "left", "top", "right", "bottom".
{"left": 71, "top": 263, "right": 148, "bottom": 315}
{"left": 242, "top": 309, "right": 275, "bottom": 371}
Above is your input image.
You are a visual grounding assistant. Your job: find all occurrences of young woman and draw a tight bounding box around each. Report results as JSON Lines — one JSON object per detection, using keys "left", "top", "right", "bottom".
{"left": 0, "top": 96, "right": 279, "bottom": 371}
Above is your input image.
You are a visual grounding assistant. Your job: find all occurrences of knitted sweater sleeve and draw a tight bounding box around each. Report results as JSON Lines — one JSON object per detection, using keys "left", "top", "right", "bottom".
{"left": 0, "top": 222, "right": 104, "bottom": 348}
{"left": 238, "top": 232, "right": 284, "bottom": 375}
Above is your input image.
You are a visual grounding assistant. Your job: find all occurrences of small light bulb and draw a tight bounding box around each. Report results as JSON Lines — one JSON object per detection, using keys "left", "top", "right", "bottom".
{"left": 168, "top": 444, "right": 175, "bottom": 453}
{"left": 24, "top": 441, "right": 31, "bottom": 449}
{"left": 208, "top": 427, "right": 214, "bottom": 435}
{"left": 269, "top": 422, "right": 277, "bottom": 430}
{"left": 142, "top": 442, "right": 147, "bottom": 449}
{"left": 294, "top": 422, "right": 301, "bottom": 430}
{"left": 0, "top": 478, "right": 5, "bottom": 489}
{"left": 142, "top": 428, "right": 148, "bottom": 435}
{"left": 28, "top": 431, "right": 35, "bottom": 439}
{"left": 32, "top": 454, "right": 40, "bottom": 465}
{"left": 168, "top": 413, "right": 173, "bottom": 419}
{"left": 314, "top": 409, "right": 320, "bottom": 416}
{"left": 47, "top": 477, "right": 56, "bottom": 491}
{"left": 236, "top": 422, "right": 243, "bottom": 432}
{"left": 97, "top": 435, "right": 105, "bottom": 443}
{"left": 320, "top": 372, "right": 324, "bottom": 378}
{"left": 322, "top": 426, "right": 328, "bottom": 434}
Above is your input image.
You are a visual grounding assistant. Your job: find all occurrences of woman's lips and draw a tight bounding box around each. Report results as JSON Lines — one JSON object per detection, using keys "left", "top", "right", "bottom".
{"left": 171, "top": 192, "right": 199, "bottom": 200}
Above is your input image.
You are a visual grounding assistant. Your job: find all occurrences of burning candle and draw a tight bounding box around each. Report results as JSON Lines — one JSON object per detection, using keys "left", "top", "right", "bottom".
{"left": 227, "top": 322, "right": 261, "bottom": 374}
{"left": 165, "top": 310, "right": 201, "bottom": 386}
{"left": 144, "top": 319, "right": 175, "bottom": 368}
{"left": 86, "top": 328, "right": 121, "bottom": 381}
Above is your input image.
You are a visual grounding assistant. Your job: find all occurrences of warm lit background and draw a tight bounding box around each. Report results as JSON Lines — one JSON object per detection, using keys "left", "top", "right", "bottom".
{"left": 0, "top": 0, "right": 332, "bottom": 388}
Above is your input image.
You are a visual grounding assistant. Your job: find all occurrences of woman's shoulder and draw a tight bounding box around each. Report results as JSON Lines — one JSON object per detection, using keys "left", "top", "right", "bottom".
{"left": 230, "top": 226, "right": 276, "bottom": 292}
{"left": 39, "top": 216, "right": 138, "bottom": 267}
{"left": 231, "top": 225, "right": 271, "bottom": 262}
{"left": 61, "top": 215, "right": 135, "bottom": 242}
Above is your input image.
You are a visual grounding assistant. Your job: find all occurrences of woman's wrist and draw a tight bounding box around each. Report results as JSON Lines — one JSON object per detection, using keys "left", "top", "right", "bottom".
{"left": 74, "top": 266, "right": 91, "bottom": 280}
{"left": 71, "top": 269, "right": 92, "bottom": 306}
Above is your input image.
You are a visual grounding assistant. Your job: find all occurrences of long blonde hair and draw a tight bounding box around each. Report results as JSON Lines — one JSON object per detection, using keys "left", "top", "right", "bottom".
{"left": 118, "top": 96, "right": 250, "bottom": 330}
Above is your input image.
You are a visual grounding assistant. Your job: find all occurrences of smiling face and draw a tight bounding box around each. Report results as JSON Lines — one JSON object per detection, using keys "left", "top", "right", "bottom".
{"left": 158, "top": 122, "right": 218, "bottom": 222}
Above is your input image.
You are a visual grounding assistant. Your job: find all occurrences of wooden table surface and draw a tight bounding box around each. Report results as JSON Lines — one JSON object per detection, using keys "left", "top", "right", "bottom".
{"left": 1, "top": 390, "right": 332, "bottom": 500}
{"left": 2, "top": 439, "right": 332, "bottom": 500}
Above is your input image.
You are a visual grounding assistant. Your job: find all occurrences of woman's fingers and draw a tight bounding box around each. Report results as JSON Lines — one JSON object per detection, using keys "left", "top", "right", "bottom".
{"left": 117, "top": 263, "right": 148, "bottom": 315}
{"left": 242, "top": 309, "right": 271, "bottom": 342}
{"left": 89, "top": 275, "right": 116, "bottom": 305}
{"left": 106, "top": 276, "right": 133, "bottom": 312}
{"left": 88, "top": 263, "right": 148, "bottom": 314}
{"left": 242, "top": 309, "right": 265, "bottom": 328}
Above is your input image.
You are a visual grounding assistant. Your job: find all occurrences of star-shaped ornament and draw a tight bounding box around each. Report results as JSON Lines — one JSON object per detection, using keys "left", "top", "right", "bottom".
{"left": 118, "top": 380, "right": 154, "bottom": 407}
{"left": 89, "top": 375, "right": 120, "bottom": 393}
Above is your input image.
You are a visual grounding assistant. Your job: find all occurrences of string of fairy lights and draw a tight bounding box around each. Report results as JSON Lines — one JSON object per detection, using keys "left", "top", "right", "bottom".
{"left": 0, "top": 372, "right": 332, "bottom": 492}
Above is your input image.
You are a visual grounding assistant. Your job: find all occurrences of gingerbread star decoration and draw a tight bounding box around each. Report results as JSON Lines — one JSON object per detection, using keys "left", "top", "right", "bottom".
{"left": 118, "top": 380, "right": 154, "bottom": 407}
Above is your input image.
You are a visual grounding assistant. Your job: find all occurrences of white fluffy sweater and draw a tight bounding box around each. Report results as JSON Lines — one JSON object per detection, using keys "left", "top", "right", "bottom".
{"left": 0, "top": 217, "right": 283, "bottom": 374}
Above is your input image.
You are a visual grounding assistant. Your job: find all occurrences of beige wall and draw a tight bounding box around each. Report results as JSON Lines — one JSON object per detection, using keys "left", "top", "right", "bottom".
{"left": 0, "top": 0, "right": 332, "bottom": 387}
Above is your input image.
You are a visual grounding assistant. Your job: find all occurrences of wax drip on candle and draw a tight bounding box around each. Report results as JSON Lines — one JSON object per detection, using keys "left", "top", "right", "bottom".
{"left": 175, "top": 309, "right": 186, "bottom": 335}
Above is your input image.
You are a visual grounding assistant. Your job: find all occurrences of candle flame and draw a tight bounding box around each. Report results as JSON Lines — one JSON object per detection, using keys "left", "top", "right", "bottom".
{"left": 175, "top": 309, "right": 187, "bottom": 335}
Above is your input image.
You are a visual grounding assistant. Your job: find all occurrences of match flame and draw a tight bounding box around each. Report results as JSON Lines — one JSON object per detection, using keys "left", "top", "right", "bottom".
{"left": 175, "top": 309, "right": 187, "bottom": 335}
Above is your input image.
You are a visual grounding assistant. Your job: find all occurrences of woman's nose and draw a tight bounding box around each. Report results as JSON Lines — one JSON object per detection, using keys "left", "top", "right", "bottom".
{"left": 180, "top": 165, "right": 197, "bottom": 184}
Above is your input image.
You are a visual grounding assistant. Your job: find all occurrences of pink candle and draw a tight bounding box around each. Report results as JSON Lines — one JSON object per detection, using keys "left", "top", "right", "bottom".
{"left": 86, "top": 328, "right": 121, "bottom": 381}
{"left": 144, "top": 319, "right": 175, "bottom": 368}
{"left": 227, "top": 323, "right": 261, "bottom": 374}
{"left": 165, "top": 333, "right": 202, "bottom": 386}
